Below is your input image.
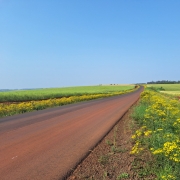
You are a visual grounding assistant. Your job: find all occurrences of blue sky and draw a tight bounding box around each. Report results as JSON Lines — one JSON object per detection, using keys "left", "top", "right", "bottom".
{"left": 0, "top": 0, "right": 180, "bottom": 89}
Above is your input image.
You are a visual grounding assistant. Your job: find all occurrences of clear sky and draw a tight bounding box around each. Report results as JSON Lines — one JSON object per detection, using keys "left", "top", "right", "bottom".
{"left": 0, "top": 0, "right": 180, "bottom": 89}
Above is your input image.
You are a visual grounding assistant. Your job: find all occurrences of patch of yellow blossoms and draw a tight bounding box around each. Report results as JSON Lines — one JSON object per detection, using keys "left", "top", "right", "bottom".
{"left": 0, "top": 89, "right": 136, "bottom": 118}
{"left": 131, "top": 90, "right": 180, "bottom": 161}
{"left": 131, "top": 90, "right": 180, "bottom": 178}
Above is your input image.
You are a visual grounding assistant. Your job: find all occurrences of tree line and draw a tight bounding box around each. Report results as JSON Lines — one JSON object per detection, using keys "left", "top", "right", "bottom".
{"left": 147, "top": 80, "right": 180, "bottom": 84}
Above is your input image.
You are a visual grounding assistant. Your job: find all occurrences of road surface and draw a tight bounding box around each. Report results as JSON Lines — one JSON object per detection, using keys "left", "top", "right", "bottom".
{"left": 0, "top": 87, "right": 143, "bottom": 180}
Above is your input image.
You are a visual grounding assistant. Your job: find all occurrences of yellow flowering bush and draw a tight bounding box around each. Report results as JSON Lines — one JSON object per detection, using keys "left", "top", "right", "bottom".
{"left": 131, "top": 89, "right": 180, "bottom": 179}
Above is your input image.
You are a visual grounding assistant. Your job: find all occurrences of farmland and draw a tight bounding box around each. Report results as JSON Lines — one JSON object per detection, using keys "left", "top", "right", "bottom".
{"left": 147, "top": 84, "right": 180, "bottom": 91}
{"left": 147, "top": 84, "right": 180, "bottom": 97}
{"left": 160, "top": 91, "right": 180, "bottom": 95}
{"left": 0, "top": 85, "right": 137, "bottom": 118}
{"left": 0, "top": 85, "right": 134, "bottom": 103}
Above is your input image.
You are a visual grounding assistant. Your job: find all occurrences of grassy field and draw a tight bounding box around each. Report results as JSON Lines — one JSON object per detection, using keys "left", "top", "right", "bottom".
{"left": 0, "top": 85, "right": 134, "bottom": 102}
{"left": 147, "top": 84, "right": 180, "bottom": 91}
{"left": 160, "top": 91, "right": 180, "bottom": 95}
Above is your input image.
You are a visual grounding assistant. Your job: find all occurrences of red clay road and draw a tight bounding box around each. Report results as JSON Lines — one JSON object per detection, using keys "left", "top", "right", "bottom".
{"left": 0, "top": 87, "right": 143, "bottom": 180}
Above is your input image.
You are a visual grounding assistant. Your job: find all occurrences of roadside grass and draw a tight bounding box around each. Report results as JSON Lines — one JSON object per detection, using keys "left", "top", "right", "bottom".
{"left": 0, "top": 87, "right": 138, "bottom": 118}
{"left": 0, "top": 85, "right": 134, "bottom": 103}
{"left": 130, "top": 89, "right": 180, "bottom": 179}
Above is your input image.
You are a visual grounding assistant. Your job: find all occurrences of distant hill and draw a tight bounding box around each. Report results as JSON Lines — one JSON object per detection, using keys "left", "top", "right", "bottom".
{"left": 0, "top": 89, "right": 15, "bottom": 92}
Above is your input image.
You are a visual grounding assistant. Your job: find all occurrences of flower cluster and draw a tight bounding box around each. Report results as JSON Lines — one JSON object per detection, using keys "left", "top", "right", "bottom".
{"left": 131, "top": 90, "right": 180, "bottom": 179}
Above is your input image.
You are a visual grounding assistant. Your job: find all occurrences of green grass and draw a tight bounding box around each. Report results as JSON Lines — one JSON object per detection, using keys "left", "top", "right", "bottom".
{"left": 131, "top": 103, "right": 148, "bottom": 125}
{"left": 0, "top": 85, "right": 134, "bottom": 102}
{"left": 147, "top": 84, "right": 180, "bottom": 91}
{"left": 117, "top": 172, "right": 129, "bottom": 179}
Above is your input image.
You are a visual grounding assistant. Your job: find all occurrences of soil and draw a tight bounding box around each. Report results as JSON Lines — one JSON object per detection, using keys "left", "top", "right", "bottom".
{"left": 66, "top": 105, "right": 146, "bottom": 180}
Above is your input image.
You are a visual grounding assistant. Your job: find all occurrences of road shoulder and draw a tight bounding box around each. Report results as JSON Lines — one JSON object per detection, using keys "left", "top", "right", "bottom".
{"left": 67, "top": 105, "right": 137, "bottom": 180}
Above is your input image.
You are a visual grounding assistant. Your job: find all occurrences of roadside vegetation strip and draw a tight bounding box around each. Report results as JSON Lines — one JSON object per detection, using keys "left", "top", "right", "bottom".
{"left": 130, "top": 89, "right": 180, "bottom": 179}
{"left": 0, "top": 85, "right": 134, "bottom": 103}
{"left": 0, "top": 87, "right": 138, "bottom": 118}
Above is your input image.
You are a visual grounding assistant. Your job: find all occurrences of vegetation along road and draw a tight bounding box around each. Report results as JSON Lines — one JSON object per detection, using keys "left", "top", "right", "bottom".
{"left": 0, "top": 86, "right": 143, "bottom": 180}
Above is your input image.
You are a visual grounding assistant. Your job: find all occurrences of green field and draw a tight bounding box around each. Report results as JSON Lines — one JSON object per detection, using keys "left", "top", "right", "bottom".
{"left": 0, "top": 85, "right": 134, "bottom": 102}
{"left": 160, "top": 91, "right": 180, "bottom": 95}
{"left": 147, "top": 84, "right": 180, "bottom": 96}
{"left": 147, "top": 84, "right": 180, "bottom": 91}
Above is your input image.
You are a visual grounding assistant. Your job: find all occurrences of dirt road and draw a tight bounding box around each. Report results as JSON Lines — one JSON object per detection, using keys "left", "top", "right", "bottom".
{"left": 0, "top": 87, "right": 143, "bottom": 180}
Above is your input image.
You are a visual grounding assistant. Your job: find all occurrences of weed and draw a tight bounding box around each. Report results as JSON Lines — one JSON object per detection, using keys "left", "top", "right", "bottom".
{"left": 113, "top": 126, "right": 118, "bottom": 146}
{"left": 105, "top": 139, "right": 113, "bottom": 146}
{"left": 111, "top": 146, "right": 127, "bottom": 153}
{"left": 117, "top": 172, "right": 129, "bottom": 179}
{"left": 103, "top": 171, "right": 109, "bottom": 180}
{"left": 98, "top": 155, "right": 109, "bottom": 165}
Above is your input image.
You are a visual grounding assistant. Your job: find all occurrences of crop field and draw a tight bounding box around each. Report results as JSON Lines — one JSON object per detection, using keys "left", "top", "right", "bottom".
{"left": 147, "top": 84, "right": 180, "bottom": 97}
{"left": 147, "top": 84, "right": 180, "bottom": 91}
{"left": 0, "top": 85, "right": 134, "bottom": 103}
{"left": 160, "top": 91, "right": 180, "bottom": 95}
{"left": 0, "top": 85, "right": 137, "bottom": 118}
